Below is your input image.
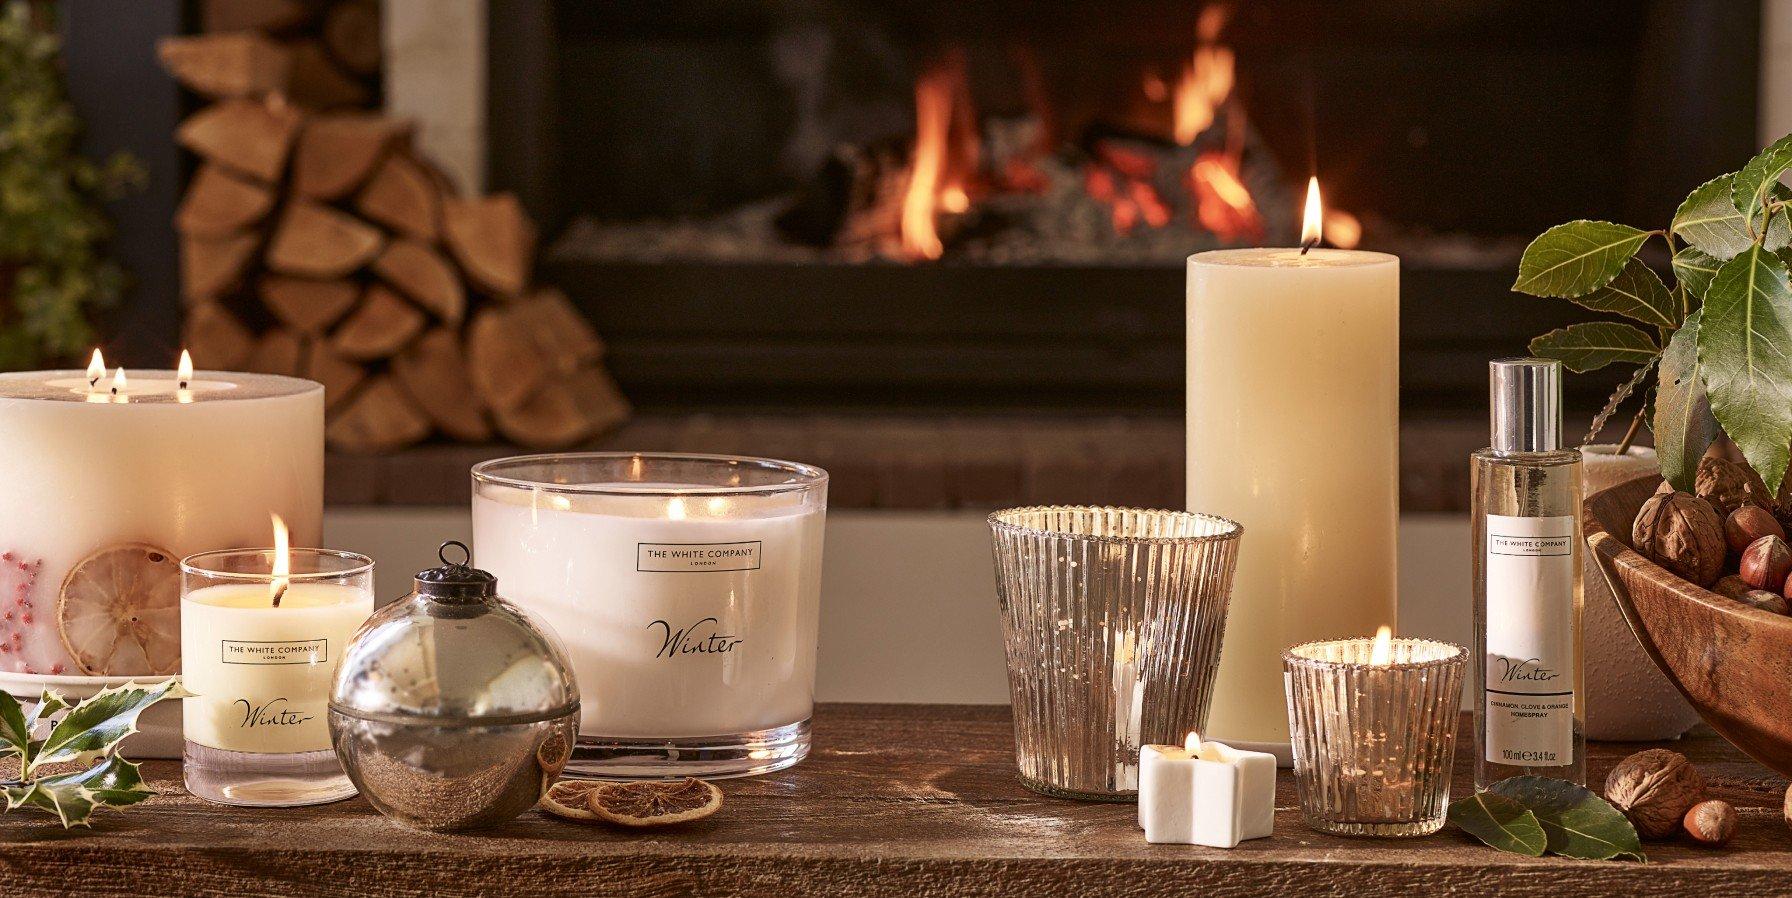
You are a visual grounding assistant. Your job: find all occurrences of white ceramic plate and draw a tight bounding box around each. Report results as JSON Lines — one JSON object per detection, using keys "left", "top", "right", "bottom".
{"left": 0, "top": 671, "right": 182, "bottom": 759}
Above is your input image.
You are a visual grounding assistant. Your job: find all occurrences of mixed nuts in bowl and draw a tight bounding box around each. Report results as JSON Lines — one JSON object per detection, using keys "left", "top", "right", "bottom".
{"left": 1632, "top": 457, "right": 1792, "bottom": 610}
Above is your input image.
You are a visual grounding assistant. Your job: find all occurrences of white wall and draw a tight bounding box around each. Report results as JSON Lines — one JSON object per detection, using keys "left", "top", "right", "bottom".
{"left": 325, "top": 508, "right": 1471, "bottom": 704}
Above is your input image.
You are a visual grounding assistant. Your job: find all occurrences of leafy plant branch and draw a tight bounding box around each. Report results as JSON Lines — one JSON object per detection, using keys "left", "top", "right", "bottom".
{"left": 0, "top": 679, "right": 186, "bottom": 827}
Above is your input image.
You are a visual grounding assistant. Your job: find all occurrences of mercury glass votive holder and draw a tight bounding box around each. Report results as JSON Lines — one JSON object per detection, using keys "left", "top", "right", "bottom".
{"left": 1283, "top": 637, "right": 1467, "bottom": 837}
{"left": 989, "top": 506, "right": 1242, "bottom": 801}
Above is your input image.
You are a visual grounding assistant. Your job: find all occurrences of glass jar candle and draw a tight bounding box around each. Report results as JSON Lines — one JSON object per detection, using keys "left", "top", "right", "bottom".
{"left": 181, "top": 544, "right": 373, "bottom": 807}
{"left": 471, "top": 453, "right": 827, "bottom": 779}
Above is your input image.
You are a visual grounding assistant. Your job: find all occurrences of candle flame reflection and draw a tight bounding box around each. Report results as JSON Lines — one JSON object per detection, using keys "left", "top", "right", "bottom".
{"left": 270, "top": 513, "right": 290, "bottom": 607}
{"left": 666, "top": 497, "right": 687, "bottom": 520}
{"left": 1300, "top": 177, "right": 1323, "bottom": 252}
{"left": 1370, "top": 625, "right": 1393, "bottom": 666}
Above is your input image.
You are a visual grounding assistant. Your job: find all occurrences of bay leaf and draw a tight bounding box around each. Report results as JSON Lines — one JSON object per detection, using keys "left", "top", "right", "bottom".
{"left": 1448, "top": 790, "right": 1546, "bottom": 857}
{"left": 1699, "top": 244, "right": 1792, "bottom": 494}
{"left": 1487, "top": 776, "right": 1645, "bottom": 861}
{"left": 1528, "top": 321, "right": 1659, "bottom": 373}
{"left": 1672, "top": 246, "right": 1721, "bottom": 300}
{"left": 1675, "top": 173, "right": 1792, "bottom": 259}
{"left": 1656, "top": 309, "right": 1718, "bottom": 492}
{"left": 1571, "top": 259, "right": 1677, "bottom": 329}
{"left": 1732, "top": 132, "right": 1792, "bottom": 232}
{"left": 1513, "top": 221, "right": 1649, "bottom": 298}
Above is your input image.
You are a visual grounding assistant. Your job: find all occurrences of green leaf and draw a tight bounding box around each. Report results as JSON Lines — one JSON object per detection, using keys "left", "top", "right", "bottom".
{"left": 0, "top": 691, "right": 30, "bottom": 760}
{"left": 1673, "top": 247, "right": 1722, "bottom": 300}
{"left": 1449, "top": 790, "right": 1547, "bottom": 857}
{"left": 1699, "top": 245, "right": 1792, "bottom": 494}
{"left": 1585, "top": 356, "right": 1657, "bottom": 445}
{"left": 2, "top": 781, "right": 97, "bottom": 828}
{"left": 1528, "top": 322, "right": 1660, "bottom": 373}
{"left": 1734, "top": 133, "right": 1792, "bottom": 232}
{"left": 1514, "top": 221, "right": 1651, "bottom": 298}
{"left": 1570, "top": 259, "right": 1677, "bottom": 329}
{"left": 30, "top": 678, "right": 185, "bottom": 773}
{"left": 1487, "top": 776, "right": 1645, "bottom": 861}
{"left": 1657, "top": 309, "right": 1719, "bottom": 492}
{"left": 30, "top": 688, "right": 67, "bottom": 725}
{"left": 36, "top": 754, "right": 153, "bottom": 808}
{"left": 1676, "top": 173, "right": 1792, "bottom": 259}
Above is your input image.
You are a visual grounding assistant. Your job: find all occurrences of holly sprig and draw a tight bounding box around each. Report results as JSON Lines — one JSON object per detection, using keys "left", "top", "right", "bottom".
{"left": 0, "top": 679, "right": 187, "bottom": 827}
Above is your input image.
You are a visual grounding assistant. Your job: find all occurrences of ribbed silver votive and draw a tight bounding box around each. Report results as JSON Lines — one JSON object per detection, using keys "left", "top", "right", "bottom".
{"left": 989, "top": 506, "right": 1242, "bottom": 801}
{"left": 1283, "top": 635, "right": 1466, "bottom": 836}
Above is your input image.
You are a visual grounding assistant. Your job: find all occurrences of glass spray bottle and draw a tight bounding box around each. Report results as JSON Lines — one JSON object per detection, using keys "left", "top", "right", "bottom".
{"left": 1471, "top": 358, "right": 1585, "bottom": 789}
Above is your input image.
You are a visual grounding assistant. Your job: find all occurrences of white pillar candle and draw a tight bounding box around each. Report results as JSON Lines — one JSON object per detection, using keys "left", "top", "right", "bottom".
{"left": 1139, "top": 733, "right": 1277, "bottom": 847}
{"left": 0, "top": 365, "right": 322, "bottom": 678}
{"left": 1187, "top": 239, "right": 1399, "bottom": 757}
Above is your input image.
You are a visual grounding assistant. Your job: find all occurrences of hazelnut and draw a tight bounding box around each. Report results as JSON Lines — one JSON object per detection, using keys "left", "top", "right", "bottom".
{"left": 1684, "top": 799, "right": 1737, "bottom": 847}
{"left": 1713, "top": 576, "right": 1790, "bottom": 613}
{"left": 1605, "top": 748, "right": 1706, "bottom": 839}
{"left": 1632, "top": 492, "right": 1728, "bottom": 586}
{"left": 1741, "top": 535, "right": 1792, "bottom": 592}
{"left": 1697, "top": 456, "right": 1776, "bottom": 518}
{"left": 1727, "top": 505, "right": 1787, "bottom": 554}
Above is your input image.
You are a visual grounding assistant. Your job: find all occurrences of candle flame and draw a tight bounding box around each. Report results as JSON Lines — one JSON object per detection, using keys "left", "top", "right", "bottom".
{"left": 1370, "top": 625, "right": 1393, "bottom": 666}
{"left": 110, "top": 367, "right": 127, "bottom": 402}
{"left": 86, "top": 349, "right": 105, "bottom": 388}
{"left": 667, "top": 497, "right": 687, "bottom": 521}
{"left": 1300, "top": 177, "right": 1323, "bottom": 252}
{"left": 1184, "top": 732, "right": 1202, "bottom": 752}
{"left": 270, "top": 513, "right": 290, "bottom": 607}
{"left": 177, "top": 350, "right": 193, "bottom": 388}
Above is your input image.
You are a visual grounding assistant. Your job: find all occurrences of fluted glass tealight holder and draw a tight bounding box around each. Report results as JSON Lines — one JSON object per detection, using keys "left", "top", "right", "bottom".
{"left": 1283, "top": 636, "right": 1466, "bottom": 837}
{"left": 990, "top": 506, "right": 1242, "bottom": 801}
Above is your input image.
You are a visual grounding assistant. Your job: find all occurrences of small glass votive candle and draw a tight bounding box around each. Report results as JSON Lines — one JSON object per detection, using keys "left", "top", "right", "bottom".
{"left": 180, "top": 536, "right": 373, "bottom": 807}
{"left": 1283, "top": 632, "right": 1466, "bottom": 837}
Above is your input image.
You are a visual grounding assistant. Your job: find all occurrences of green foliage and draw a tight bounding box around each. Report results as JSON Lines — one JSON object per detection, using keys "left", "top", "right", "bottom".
{"left": 0, "top": 0, "right": 142, "bottom": 369}
{"left": 1514, "top": 126, "right": 1792, "bottom": 494}
{"left": 1446, "top": 789, "right": 1546, "bottom": 857}
{"left": 1453, "top": 777, "right": 1644, "bottom": 861}
{"left": 0, "top": 679, "right": 185, "bottom": 828}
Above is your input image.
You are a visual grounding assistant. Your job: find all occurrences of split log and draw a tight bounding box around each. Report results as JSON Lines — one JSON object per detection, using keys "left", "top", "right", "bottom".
{"left": 443, "top": 194, "right": 536, "bottom": 296}
{"left": 175, "top": 98, "right": 303, "bottom": 183}
{"left": 356, "top": 152, "right": 441, "bottom": 241}
{"left": 260, "top": 276, "right": 360, "bottom": 336}
{"left": 157, "top": 33, "right": 292, "bottom": 99}
{"left": 372, "top": 239, "right": 464, "bottom": 324}
{"left": 330, "top": 284, "right": 426, "bottom": 360}
{"left": 180, "top": 232, "right": 260, "bottom": 301}
{"left": 466, "top": 306, "right": 547, "bottom": 411}
{"left": 201, "top": 0, "right": 316, "bottom": 34}
{"left": 506, "top": 289, "right": 603, "bottom": 374}
{"left": 291, "top": 114, "right": 409, "bottom": 200}
{"left": 392, "top": 329, "right": 491, "bottom": 441}
{"left": 326, "top": 375, "right": 432, "bottom": 453}
{"left": 183, "top": 303, "right": 255, "bottom": 370}
{"left": 321, "top": 0, "right": 381, "bottom": 76}
{"left": 283, "top": 39, "right": 370, "bottom": 109}
{"left": 174, "top": 164, "right": 276, "bottom": 237}
{"left": 305, "top": 341, "right": 367, "bottom": 412}
{"left": 494, "top": 366, "right": 632, "bottom": 449}
{"left": 246, "top": 329, "right": 307, "bottom": 377}
{"left": 267, "top": 200, "right": 384, "bottom": 278}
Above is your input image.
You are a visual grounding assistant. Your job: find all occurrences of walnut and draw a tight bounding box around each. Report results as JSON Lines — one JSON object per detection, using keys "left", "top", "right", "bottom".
{"left": 1605, "top": 749, "right": 1706, "bottom": 839}
{"left": 1632, "top": 491, "right": 1727, "bottom": 586}
{"left": 1697, "top": 456, "right": 1776, "bottom": 518}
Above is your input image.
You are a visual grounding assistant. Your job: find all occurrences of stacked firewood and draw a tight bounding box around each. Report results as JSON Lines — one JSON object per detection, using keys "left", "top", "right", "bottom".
{"left": 157, "top": 2, "right": 629, "bottom": 452}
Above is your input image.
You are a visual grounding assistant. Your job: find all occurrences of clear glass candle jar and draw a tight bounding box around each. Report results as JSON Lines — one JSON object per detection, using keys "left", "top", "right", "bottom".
{"left": 471, "top": 452, "right": 827, "bottom": 779}
{"left": 180, "top": 547, "right": 373, "bottom": 807}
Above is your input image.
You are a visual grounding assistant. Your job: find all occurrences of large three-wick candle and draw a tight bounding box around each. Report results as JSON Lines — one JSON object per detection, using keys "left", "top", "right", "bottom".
{"left": 0, "top": 368, "right": 322, "bottom": 678}
{"left": 1186, "top": 248, "right": 1399, "bottom": 757}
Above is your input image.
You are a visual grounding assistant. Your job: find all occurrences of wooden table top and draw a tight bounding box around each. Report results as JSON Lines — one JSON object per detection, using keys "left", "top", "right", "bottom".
{"left": 1, "top": 704, "right": 1786, "bottom": 896}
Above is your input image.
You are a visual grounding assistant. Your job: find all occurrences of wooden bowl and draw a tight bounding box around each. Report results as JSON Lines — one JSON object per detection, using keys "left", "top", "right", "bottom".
{"left": 1586, "top": 475, "right": 1792, "bottom": 775}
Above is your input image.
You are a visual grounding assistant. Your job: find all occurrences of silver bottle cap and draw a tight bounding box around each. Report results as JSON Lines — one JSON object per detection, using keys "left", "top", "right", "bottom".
{"left": 1489, "top": 358, "right": 1563, "bottom": 453}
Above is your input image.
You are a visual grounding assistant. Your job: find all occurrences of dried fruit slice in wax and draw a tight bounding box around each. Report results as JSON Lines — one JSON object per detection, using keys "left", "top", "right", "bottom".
{"left": 586, "top": 778, "right": 722, "bottom": 827}
{"left": 540, "top": 779, "right": 602, "bottom": 821}
{"left": 57, "top": 544, "right": 182, "bottom": 676}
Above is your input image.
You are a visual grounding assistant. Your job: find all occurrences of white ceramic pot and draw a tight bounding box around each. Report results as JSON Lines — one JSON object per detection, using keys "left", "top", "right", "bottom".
{"left": 0, "top": 671, "right": 182, "bottom": 759}
{"left": 1581, "top": 445, "right": 1701, "bottom": 741}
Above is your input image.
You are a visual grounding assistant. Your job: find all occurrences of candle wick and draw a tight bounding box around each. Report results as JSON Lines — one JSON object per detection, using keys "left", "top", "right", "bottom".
{"left": 271, "top": 579, "right": 288, "bottom": 608}
{"left": 1300, "top": 236, "right": 1319, "bottom": 256}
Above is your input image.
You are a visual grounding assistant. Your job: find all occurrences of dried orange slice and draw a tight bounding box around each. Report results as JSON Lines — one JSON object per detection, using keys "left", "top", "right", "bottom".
{"left": 540, "top": 779, "right": 602, "bottom": 821}
{"left": 57, "top": 543, "right": 181, "bottom": 676}
{"left": 586, "top": 778, "right": 722, "bottom": 827}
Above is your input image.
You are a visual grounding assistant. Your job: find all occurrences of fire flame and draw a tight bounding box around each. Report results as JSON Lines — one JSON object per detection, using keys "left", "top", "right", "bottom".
{"left": 1184, "top": 731, "right": 1203, "bottom": 752}
{"left": 1172, "top": 6, "right": 1234, "bottom": 146}
{"left": 900, "top": 52, "right": 979, "bottom": 261}
{"left": 1302, "top": 177, "right": 1324, "bottom": 249}
{"left": 86, "top": 349, "right": 105, "bottom": 389}
{"left": 1370, "top": 625, "right": 1393, "bottom": 666}
{"left": 1188, "top": 152, "right": 1263, "bottom": 242}
{"left": 109, "top": 367, "right": 127, "bottom": 403}
{"left": 177, "top": 349, "right": 193, "bottom": 389}
{"left": 270, "top": 513, "right": 290, "bottom": 607}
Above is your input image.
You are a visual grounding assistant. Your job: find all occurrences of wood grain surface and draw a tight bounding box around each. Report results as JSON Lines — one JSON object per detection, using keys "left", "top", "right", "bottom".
{"left": 1, "top": 704, "right": 1787, "bottom": 896}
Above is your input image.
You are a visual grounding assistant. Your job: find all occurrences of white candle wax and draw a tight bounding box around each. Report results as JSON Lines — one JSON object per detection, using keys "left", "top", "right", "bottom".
{"left": 472, "top": 484, "right": 825, "bottom": 739}
{"left": 1139, "top": 736, "right": 1277, "bottom": 847}
{"left": 0, "top": 370, "right": 322, "bottom": 677}
{"left": 180, "top": 582, "right": 372, "bottom": 754}
{"left": 1186, "top": 249, "right": 1399, "bottom": 754}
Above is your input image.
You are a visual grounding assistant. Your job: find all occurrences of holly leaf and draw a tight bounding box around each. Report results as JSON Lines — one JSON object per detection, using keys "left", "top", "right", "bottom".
{"left": 36, "top": 754, "right": 153, "bottom": 808}
{"left": 1570, "top": 259, "right": 1677, "bottom": 329}
{"left": 1733, "top": 132, "right": 1792, "bottom": 233}
{"left": 1673, "top": 247, "right": 1721, "bottom": 301}
{"left": 1675, "top": 173, "right": 1792, "bottom": 259}
{"left": 0, "top": 690, "right": 30, "bottom": 760}
{"left": 2, "top": 780, "right": 97, "bottom": 828}
{"left": 1656, "top": 309, "right": 1719, "bottom": 492}
{"left": 1488, "top": 776, "right": 1645, "bottom": 861}
{"left": 1514, "top": 221, "right": 1651, "bottom": 298}
{"left": 1449, "top": 790, "right": 1547, "bottom": 857}
{"left": 1528, "top": 322, "right": 1659, "bottom": 373}
{"left": 30, "top": 688, "right": 67, "bottom": 725}
{"left": 30, "top": 679, "right": 186, "bottom": 773}
{"left": 1699, "top": 245, "right": 1792, "bottom": 494}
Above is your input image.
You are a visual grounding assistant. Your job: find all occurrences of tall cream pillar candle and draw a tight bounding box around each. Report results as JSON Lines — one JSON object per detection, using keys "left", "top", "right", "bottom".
{"left": 1186, "top": 246, "right": 1399, "bottom": 759}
